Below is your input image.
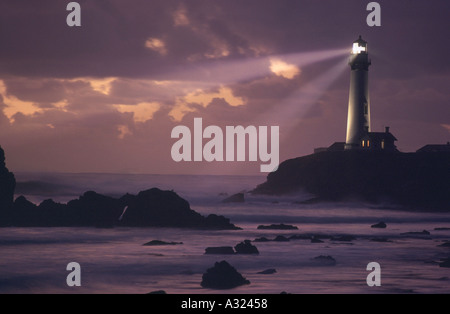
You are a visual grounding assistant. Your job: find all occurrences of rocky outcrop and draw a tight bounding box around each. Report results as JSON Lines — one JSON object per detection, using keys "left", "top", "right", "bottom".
{"left": 6, "top": 188, "right": 239, "bottom": 229}
{"left": 201, "top": 261, "right": 250, "bottom": 289}
{"left": 371, "top": 222, "right": 387, "bottom": 228}
{"left": 143, "top": 240, "right": 183, "bottom": 246}
{"left": 253, "top": 150, "right": 450, "bottom": 211}
{"left": 0, "top": 146, "right": 16, "bottom": 226}
{"left": 205, "top": 247, "right": 235, "bottom": 255}
{"left": 234, "top": 240, "right": 259, "bottom": 254}
{"left": 257, "top": 223, "right": 298, "bottom": 230}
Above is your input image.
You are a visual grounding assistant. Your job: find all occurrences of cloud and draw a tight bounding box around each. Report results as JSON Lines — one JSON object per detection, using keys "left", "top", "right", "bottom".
{"left": 145, "top": 38, "right": 168, "bottom": 56}
{"left": 114, "top": 102, "right": 161, "bottom": 123}
{"left": 270, "top": 58, "right": 300, "bottom": 79}
{"left": 169, "top": 86, "right": 245, "bottom": 121}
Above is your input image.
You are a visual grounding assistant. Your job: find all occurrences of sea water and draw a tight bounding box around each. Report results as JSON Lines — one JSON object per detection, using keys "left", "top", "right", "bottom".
{"left": 1, "top": 173, "right": 449, "bottom": 294}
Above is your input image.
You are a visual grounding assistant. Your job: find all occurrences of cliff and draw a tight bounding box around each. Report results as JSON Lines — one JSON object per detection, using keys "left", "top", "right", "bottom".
{"left": 253, "top": 150, "right": 450, "bottom": 211}
{"left": 0, "top": 146, "right": 16, "bottom": 223}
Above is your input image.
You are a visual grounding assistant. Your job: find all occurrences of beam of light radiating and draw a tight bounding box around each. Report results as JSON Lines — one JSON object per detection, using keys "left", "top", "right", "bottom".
{"left": 254, "top": 57, "right": 349, "bottom": 136}
{"left": 161, "top": 48, "right": 349, "bottom": 84}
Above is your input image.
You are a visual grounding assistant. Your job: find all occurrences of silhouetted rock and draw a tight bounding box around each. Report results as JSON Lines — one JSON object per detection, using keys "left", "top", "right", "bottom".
{"left": 371, "top": 221, "right": 387, "bottom": 228}
{"left": 222, "top": 193, "right": 245, "bottom": 203}
{"left": 331, "top": 235, "right": 356, "bottom": 242}
{"left": 143, "top": 240, "right": 183, "bottom": 246}
{"left": 0, "top": 146, "right": 16, "bottom": 226}
{"left": 234, "top": 240, "right": 259, "bottom": 254}
{"left": 435, "top": 228, "right": 450, "bottom": 231}
{"left": 312, "top": 255, "right": 337, "bottom": 266}
{"left": 254, "top": 237, "right": 270, "bottom": 242}
{"left": 400, "top": 230, "right": 431, "bottom": 236}
{"left": 257, "top": 269, "right": 277, "bottom": 275}
{"left": 5, "top": 187, "right": 239, "bottom": 229}
{"left": 311, "top": 237, "right": 324, "bottom": 243}
{"left": 257, "top": 223, "right": 298, "bottom": 230}
{"left": 370, "top": 238, "right": 392, "bottom": 243}
{"left": 439, "top": 258, "right": 450, "bottom": 268}
{"left": 201, "top": 261, "right": 250, "bottom": 289}
{"left": 148, "top": 290, "right": 167, "bottom": 294}
{"left": 437, "top": 242, "right": 450, "bottom": 248}
{"left": 205, "top": 247, "right": 235, "bottom": 255}
{"left": 252, "top": 150, "right": 450, "bottom": 211}
{"left": 273, "top": 235, "right": 290, "bottom": 242}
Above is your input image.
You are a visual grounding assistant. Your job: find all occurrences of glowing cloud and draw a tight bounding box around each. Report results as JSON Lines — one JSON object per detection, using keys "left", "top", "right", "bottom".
{"left": 88, "top": 77, "right": 116, "bottom": 95}
{"left": 114, "top": 102, "right": 161, "bottom": 123}
{"left": 173, "top": 5, "right": 190, "bottom": 26}
{"left": 145, "top": 38, "right": 168, "bottom": 56}
{"left": 117, "top": 125, "right": 132, "bottom": 139}
{"left": 441, "top": 124, "right": 450, "bottom": 133}
{"left": 0, "top": 80, "right": 44, "bottom": 123}
{"left": 169, "top": 86, "right": 244, "bottom": 121}
{"left": 270, "top": 58, "right": 300, "bottom": 79}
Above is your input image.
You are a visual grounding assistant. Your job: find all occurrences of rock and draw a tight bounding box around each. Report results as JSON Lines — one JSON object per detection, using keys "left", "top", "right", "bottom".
{"left": 312, "top": 255, "right": 337, "bottom": 266}
{"left": 143, "top": 240, "right": 183, "bottom": 246}
{"left": 371, "top": 221, "right": 387, "bottom": 228}
{"left": 8, "top": 187, "right": 239, "bottom": 229}
{"left": 234, "top": 240, "right": 259, "bottom": 254}
{"left": 148, "top": 290, "right": 166, "bottom": 294}
{"left": 370, "top": 238, "right": 392, "bottom": 243}
{"left": 331, "top": 235, "right": 356, "bottom": 242}
{"left": 254, "top": 237, "right": 270, "bottom": 242}
{"left": 439, "top": 258, "right": 450, "bottom": 268}
{"left": 400, "top": 230, "right": 431, "bottom": 236}
{"left": 289, "top": 234, "right": 312, "bottom": 240}
{"left": 435, "top": 228, "right": 450, "bottom": 231}
{"left": 257, "top": 223, "right": 298, "bottom": 230}
{"left": 438, "top": 242, "right": 450, "bottom": 248}
{"left": 205, "top": 247, "right": 235, "bottom": 255}
{"left": 0, "top": 146, "right": 16, "bottom": 226}
{"left": 201, "top": 261, "right": 250, "bottom": 289}
{"left": 222, "top": 193, "right": 245, "bottom": 203}
{"left": 311, "top": 237, "right": 324, "bottom": 243}
{"left": 252, "top": 150, "right": 450, "bottom": 211}
{"left": 273, "top": 235, "right": 290, "bottom": 242}
{"left": 257, "top": 269, "right": 277, "bottom": 275}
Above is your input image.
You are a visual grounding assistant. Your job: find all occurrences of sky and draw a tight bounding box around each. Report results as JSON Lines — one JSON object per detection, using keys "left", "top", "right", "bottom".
{"left": 0, "top": 0, "right": 449, "bottom": 175}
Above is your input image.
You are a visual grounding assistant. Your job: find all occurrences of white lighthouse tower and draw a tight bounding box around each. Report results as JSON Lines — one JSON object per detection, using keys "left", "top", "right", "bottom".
{"left": 345, "top": 36, "right": 371, "bottom": 150}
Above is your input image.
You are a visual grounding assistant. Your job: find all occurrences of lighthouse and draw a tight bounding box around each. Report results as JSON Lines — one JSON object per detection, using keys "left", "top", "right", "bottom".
{"left": 345, "top": 36, "right": 371, "bottom": 150}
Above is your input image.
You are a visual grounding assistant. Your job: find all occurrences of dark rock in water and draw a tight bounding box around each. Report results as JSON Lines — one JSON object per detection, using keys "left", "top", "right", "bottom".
{"left": 143, "top": 240, "right": 183, "bottom": 246}
{"left": 438, "top": 242, "right": 450, "bottom": 248}
{"left": 205, "top": 247, "right": 235, "bottom": 255}
{"left": 257, "top": 269, "right": 277, "bottom": 275}
{"left": 435, "top": 228, "right": 450, "bottom": 231}
{"left": 201, "top": 261, "right": 250, "bottom": 289}
{"left": 312, "top": 255, "right": 337, "bottom": 266}
{"left": 234, "top": 240, "right": 259, "bottom": 254}
{"left": 370, "top": 238, "right": 392, "bottom": 243}
{"left": 311, "top": 237, "right": 324, "bottom": 243}
{"left": 289, "top": 234, "right": 311, "bottom": 240}
{"left": 0, "top": 146, "right": 16, "bottom": 226}
{"left": 222, "top": 193, "right": 245, "bottom": 203}
{"left": 439, "top": 258, "right": 450, "bottom": 268}
{"left": 371, "top": 221, "right": 387, "bottom": 229}
{"left": 400, "top": 230, "right": 431, "bottom": 236}
{"left": 7, "top": 186, "right": 239, "bottom": 229}
{"left": 273, "top": 235, "right": 290, "bottom": 242}
{"left": 257, "top": 223, "right": 298, "bottom": 230}
{"left": 254, "top": 237, "right": 270, "bottom": 242}
{"left": 148, "top": 290, "right": 167, "bottom": 294}
{"left": 252, "top": 150, "right": 450, "bottom": 211}
{"left": 331, "top": 235, "right": 356, "bottom": 242}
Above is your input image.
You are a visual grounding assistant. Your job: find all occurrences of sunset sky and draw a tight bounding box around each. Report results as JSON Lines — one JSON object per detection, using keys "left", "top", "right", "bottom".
{"left": 0, "top": 0, "right": 449, "bottom": 175}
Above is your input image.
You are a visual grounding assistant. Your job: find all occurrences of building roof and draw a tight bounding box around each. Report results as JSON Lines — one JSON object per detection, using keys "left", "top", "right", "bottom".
{"left": 416, "top": 143, "right": 450, "bottom": 153}
{"left": 362, "top": 132, "right": 397, "bottom": 141}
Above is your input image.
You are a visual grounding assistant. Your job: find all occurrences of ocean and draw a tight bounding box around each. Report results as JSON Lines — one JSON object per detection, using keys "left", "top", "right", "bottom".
{"left": 1, "top": 173, "right": 450, "bottom": 294}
